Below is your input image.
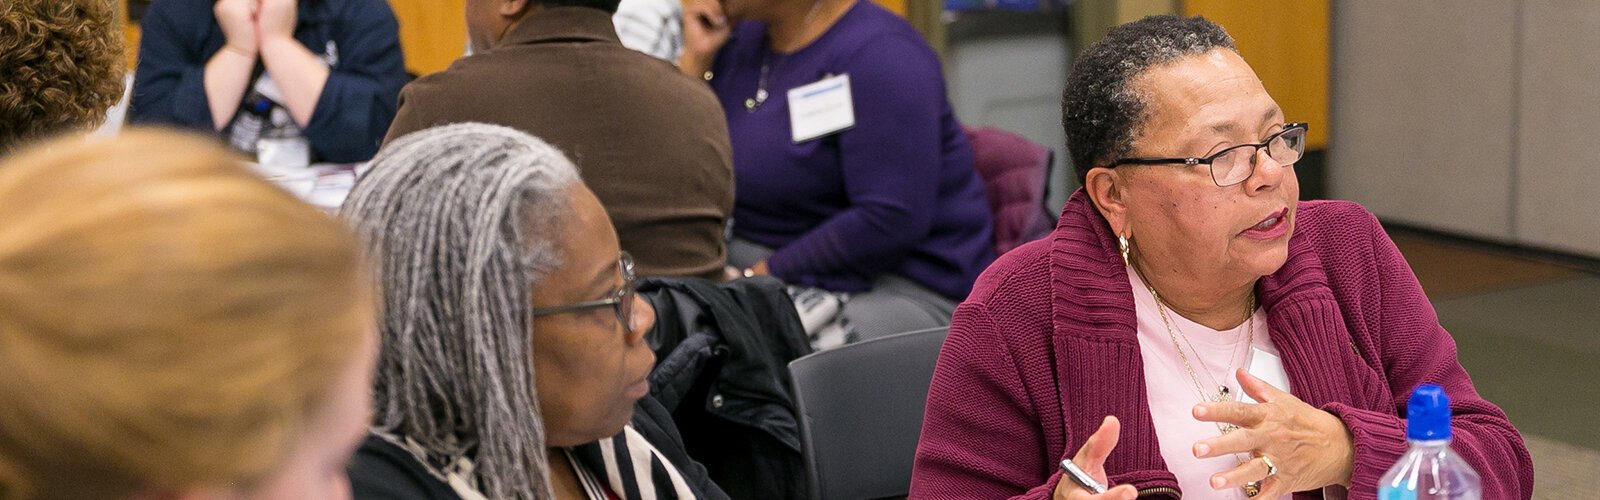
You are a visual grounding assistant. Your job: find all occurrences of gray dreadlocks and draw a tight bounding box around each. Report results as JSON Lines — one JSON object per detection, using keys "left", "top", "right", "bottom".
{"left": 341, "top": 123, "right": 581, "bottom": 499}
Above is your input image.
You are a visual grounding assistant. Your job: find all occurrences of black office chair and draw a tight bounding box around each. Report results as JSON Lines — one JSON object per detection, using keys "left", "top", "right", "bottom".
{"left": 788, "top": 326, "right": 950, "bottom": 500}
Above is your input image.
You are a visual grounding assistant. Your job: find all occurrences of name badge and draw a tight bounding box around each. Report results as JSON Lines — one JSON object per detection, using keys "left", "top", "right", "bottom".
{"left": 788, "top": 74, "right": 856, "bottom": 143}
{"left": 1240, "top": 346, "right": 1292, "bottom": 404}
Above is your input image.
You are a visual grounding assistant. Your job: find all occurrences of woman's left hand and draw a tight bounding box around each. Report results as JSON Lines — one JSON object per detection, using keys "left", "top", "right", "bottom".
{"left": 256, "top": 0, "right": 298, "bottom": 42}
{"left": 747, "top": 260, "right": 770, "bottom": 277}
{"left": 1192, "top": 369, "right": 1355, "bottom": 497}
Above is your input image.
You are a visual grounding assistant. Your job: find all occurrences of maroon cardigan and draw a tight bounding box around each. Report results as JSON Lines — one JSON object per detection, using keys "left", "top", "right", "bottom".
{"left": 910, "top": 190, "right": 1533, "bottom": 499}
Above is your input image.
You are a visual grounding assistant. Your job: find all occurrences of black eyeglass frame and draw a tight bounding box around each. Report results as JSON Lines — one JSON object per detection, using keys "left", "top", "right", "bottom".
{"left": 530, "top": 252, "right": 637, "bottom": 332}
{"left": 1105, "top": 122, "right": 1310, "bottom": 187}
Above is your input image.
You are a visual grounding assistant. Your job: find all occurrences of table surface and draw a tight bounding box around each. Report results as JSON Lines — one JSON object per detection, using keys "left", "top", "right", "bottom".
{"left": 253, "top": 162, "right": 361, "bottom": 213}
{"left": 306, "top": 163, "right": 359, "bottom": 212}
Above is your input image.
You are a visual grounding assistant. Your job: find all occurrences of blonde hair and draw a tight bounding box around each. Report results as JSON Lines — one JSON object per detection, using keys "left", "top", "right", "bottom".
{"left": 0, "top": 130, "right": 369, "bottom": 499}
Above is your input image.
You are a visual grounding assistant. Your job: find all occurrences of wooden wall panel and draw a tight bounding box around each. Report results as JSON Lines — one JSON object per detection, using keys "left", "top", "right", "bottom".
{"left": 1184, "top": 0, "right": 1329, "bottom": 149}
{"left": 388, "top": 0, "right": 469, "bottom": 76}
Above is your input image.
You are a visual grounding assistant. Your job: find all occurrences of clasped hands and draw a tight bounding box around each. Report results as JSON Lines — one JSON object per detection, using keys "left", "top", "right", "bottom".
{"left": 215, "top": 0, "right": 300, "bottom": 57}
{"left": 1054, "top": 370, "right": 1354, "bottom": 499}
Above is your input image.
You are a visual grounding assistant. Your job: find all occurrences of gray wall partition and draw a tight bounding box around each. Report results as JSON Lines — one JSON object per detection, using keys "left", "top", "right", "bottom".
{"left": 1332, "top": 0, "right": 1600, "bottom": 258}
{"left": 945, "top": 11, "right": 1076, "bottom": 214}
{"left": 1515, "top": 0, "right": 1600, "bottom": 258}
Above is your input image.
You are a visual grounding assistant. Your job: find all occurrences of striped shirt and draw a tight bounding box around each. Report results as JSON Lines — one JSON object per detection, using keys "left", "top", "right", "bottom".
{"left": 612, "top": 0, "right": 682, "bottom": 62}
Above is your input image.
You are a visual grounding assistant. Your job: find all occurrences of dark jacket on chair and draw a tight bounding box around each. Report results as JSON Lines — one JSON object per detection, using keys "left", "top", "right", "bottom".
{"left": 642, "top": 276, "right": 814, "bottom": 500}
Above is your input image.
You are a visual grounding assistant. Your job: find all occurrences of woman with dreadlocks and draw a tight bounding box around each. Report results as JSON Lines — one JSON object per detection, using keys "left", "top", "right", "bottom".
{"left": 340, "top": 123, "right": 726, "bottom": 500}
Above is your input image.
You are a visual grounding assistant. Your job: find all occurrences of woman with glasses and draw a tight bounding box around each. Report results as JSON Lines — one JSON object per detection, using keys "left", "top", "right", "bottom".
{"left": 911, "top": 15, "right": 1531, "bottom": 500}
{"left": 341, "top": 123, "right": 725, "bottom": 500}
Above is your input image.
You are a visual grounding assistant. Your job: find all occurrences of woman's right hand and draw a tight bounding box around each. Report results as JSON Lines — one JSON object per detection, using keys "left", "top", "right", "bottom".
{"left": 214, "top": 0, "right": 260, "bottom": 55}
{"left": 1053, "top": 416, "right": 1139, "bottom": 500}
{"left": 678, "top": 0, "right": 731, "bottom": 77}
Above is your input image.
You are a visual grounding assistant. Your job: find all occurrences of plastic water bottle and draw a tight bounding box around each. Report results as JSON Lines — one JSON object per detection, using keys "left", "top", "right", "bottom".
{"left": 1377, "top": 384, "right": 1482, "bottom": 500}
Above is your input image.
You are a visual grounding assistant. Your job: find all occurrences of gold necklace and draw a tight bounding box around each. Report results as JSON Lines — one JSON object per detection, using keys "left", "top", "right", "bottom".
{"left": 1144, "top": 279, "right": 1255, "bottom": 410}
{"left": 1136, "top": 265, "right": 1263, "bottom": 497}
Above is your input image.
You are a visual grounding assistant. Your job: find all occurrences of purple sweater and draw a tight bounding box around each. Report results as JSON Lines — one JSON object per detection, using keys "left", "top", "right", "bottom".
{"left": 708, "top": 1, "right": 995, "bottom": 300}
{"left": 910, "top": 190, "right": 1534, "bottom": 499}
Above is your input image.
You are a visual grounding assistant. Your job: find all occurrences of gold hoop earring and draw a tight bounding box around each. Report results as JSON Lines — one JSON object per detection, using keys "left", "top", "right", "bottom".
{"left": 1118, "top": 233, "right": 1131, "bottom": 267}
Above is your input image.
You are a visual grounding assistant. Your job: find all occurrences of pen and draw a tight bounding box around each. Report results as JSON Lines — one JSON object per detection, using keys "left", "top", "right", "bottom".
{"left": 1059, "top": 458, "right": 1108, "bottom": 494}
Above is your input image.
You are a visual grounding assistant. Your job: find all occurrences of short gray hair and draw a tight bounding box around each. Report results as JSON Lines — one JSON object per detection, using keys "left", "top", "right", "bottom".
{"left": 1061, "top": 15, "right": 1235, "bottom": 184}
{"left": 341, "top": 123, "right": 581, "bottom": 499}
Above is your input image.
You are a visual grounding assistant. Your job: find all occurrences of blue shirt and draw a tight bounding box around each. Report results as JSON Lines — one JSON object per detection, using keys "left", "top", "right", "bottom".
{"left": 710, "top": 1, "right": 995, "bottom": 300}
{"left": 129, "top": 0, "right": 408, "bottom": 163}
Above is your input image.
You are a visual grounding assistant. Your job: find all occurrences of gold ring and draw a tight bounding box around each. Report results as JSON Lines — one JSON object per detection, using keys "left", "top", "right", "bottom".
{"left": 1243, "top": 481, "right": 1261, "bottom": 497}
{"left": 1261, "top": 455, "right": 1278, "bottom": 478}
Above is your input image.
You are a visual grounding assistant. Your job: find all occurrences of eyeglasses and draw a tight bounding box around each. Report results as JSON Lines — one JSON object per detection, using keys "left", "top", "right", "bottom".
{"left": 530, "top": 252, "right": 637, "bottom": 333}
{"left": 1107, "top": 122, "right": 1308, "bottom": 187}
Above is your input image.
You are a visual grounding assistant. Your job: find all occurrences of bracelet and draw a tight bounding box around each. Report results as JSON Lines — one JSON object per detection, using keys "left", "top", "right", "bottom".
{"left": 221, "top": 43, "right": 254, "bottom": 58}
{"left": 742, "top": 268, "right": 755, "bottom": 278}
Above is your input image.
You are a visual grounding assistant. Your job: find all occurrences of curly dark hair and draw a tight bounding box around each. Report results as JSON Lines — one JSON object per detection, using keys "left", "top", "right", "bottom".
{"left": 0, "top": 0, "right": 124, "bottom": 155}
{"left": 1061, "top": 15, "right": 1235, "bottom": 184}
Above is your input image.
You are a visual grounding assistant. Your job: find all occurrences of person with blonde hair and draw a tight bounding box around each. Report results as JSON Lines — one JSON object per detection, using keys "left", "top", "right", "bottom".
{"left": 0, "top": 130, "right": 377, "bottom": 499}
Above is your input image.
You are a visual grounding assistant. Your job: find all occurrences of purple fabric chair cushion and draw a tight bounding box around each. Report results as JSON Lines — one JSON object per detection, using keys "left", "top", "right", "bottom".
{"left": 964, "top": 126, "right": 1055, "bottom": 256}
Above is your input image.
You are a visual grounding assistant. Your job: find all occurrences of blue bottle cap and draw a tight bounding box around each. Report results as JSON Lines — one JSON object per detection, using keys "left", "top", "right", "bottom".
{"left": 1406, "top": 384, "right": 1452, "bottom": 440}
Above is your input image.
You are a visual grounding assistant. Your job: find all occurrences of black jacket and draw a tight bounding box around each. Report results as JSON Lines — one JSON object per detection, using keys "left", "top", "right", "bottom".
{"left": 347, "top": 396, "right": 727, "bottom": 499}
{"left": 642, "top": 276, "right": 813, "bottom": 500}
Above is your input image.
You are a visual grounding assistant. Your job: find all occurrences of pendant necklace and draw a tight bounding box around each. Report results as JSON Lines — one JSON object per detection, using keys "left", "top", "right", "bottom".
{"left": 1136, "top": 262, "right": 1263, "bottom": 497}
{"left": 745, "top": 55, "right": 777, "bottom": 111}
{"left": 746, "top": 0, "right": 829, "bottom": 112}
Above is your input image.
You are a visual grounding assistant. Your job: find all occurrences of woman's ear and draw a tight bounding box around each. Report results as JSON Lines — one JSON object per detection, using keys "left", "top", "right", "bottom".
{"left": 1085, "top": 166, "right": 1132, "bottom": 238}
{"left": 500, "top": 0, "right": 534, "bottom": 18}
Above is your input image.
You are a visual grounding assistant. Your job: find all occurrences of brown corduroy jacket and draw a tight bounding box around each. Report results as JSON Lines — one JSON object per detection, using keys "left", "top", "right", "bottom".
{"left": 385, "top": 7, "right": 734, "bottom": 280}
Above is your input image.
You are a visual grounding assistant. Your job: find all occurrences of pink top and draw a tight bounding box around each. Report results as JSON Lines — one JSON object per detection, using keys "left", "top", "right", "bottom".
{"left": 1129, "top": 266, "right": 1289, "bottom": 500}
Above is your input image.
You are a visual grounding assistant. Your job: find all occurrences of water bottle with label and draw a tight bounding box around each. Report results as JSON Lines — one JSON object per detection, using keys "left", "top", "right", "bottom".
{"left": 1377, "top": 384, "right": 1482, "bottom": 500}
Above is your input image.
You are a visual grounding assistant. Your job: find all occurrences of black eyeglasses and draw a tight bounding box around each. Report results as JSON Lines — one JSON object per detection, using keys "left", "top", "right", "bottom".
{"left": 530, "top": 252, "right": 637, "bottom": 333}
{"left": 1108, "top": 122, "right": 1309, "bottom": 187}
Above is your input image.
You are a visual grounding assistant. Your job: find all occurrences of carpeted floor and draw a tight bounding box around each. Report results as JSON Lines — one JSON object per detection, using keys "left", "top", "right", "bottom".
{"left": 1389, "top": 230, "right": 1600, "bottom": 498}
{"left": 1390, "top": 233, "right": 1583, "bottom": 299}
{"left": 1525, "top": 435, "right": 1600, "bottom": 499}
